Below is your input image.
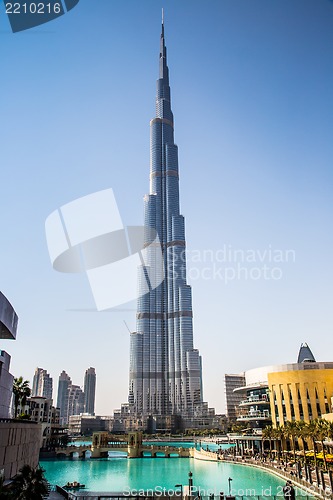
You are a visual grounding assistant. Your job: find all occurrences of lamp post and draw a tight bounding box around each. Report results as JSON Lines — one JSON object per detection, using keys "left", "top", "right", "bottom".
{"left": 228, "top": 477, "right": 233, "bottom": 497}
{"left": 175, "top": 484, "right": 183, "bottom": 498}
{"left": 188, "top": 471, "right": 193, "bottom": 496}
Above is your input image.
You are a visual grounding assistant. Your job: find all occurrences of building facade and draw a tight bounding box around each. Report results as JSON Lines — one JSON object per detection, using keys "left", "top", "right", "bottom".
{"left": 224, "top": 373, "right": 245, "bottom": 420}
{"left": 128, "top": 20, "right": 212, "bottom": 429}
{"left": 0, "top": 291, "right": 18, "bottom": 419}
{"left": 32, "top": 367, "right": 53, "bottom": 400}
{"left": 68, "top": 414, "right": 111, "bottom": 435}
{"left": 84, "top": 367, "right": 96, "bottom": 415}
{"left": 67, "top": 384, "right": 85, "bottom": 418}
{"left": 56, "top": 368, "right": 96, "bottom": 425}
{"left": 56, "top": 370, "right": 72, "bottom": 426}
{"left": 268, "top": 362, "right": 333, "bottom": 426}
{"left": 0, "top": 292, "right": 41, "bottom": 480}
{"left": 233, "top": 344, "right": 333, "bottom": 429}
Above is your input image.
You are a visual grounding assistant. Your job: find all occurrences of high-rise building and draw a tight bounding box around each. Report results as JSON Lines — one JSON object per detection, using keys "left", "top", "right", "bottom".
{"left": 224, "top": 373, "right": 246, "bottom": 420}
{"left": 128, "top": 19, "right": 211, "bottom": 428}
{"left": 32, "top": 367, "right": 53, "bottom": 400}
{"left": 67, "top": 384, "right": 85, "bottom": 418}
{"left": 84, "top": 367, "right": 96, "bottom": 415}
{"left": 56, "top": 370, "right": 72, "bottom": 426}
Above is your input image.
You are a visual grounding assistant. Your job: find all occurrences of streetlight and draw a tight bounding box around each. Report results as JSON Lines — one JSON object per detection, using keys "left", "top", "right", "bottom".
{"left": 188, "top": 471, "right": 193, "bottom": 495}
{"left": 175, "top": 484, "right": 183, "bottom": 498}
{"left": 228, "top": 477, "right": 233, "bottom": 497}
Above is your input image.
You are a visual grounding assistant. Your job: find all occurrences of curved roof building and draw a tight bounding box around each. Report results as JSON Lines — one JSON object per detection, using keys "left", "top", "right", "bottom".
{"left": 0, "top": 291, "right": 18, "bottom": 418}
{"left": 233, "top": 343, "right": 333, "bottom": 428}
{"left": 0, "top": 291, "right": 18, "bottom": 340}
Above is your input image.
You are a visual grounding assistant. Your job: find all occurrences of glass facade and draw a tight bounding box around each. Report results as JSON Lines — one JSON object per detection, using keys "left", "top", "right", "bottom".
{"left": 128, "top": 22, "right": 205, "bottom": 419}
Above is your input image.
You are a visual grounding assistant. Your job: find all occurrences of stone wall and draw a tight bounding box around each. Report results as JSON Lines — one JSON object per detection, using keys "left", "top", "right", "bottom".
{"left": 0, "top": 420, "right": 41, "bottom": 479}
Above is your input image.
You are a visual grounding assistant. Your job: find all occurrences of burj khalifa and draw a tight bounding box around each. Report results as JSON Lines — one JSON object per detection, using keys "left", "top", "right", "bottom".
{"left": 128, "top": 18, "right": 210, "bottom": 426}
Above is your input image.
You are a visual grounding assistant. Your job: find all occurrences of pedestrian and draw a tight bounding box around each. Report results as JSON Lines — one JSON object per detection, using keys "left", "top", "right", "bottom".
{"left": 283, "top": 481, "right": 295, "bottom": 500}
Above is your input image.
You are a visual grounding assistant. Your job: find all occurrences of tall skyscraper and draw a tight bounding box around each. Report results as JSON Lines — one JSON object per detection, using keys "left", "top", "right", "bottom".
{"left": 32, "top": 367, "right": 53, "bottom": 400}
{"left": 84, "top": 367, "right": 96, "bottom": 415}
{"left": 128, "top": 19, "right": 210, "bottom": 426}
{"left": 56, "top": 370, "right": 72, "bottom": 426}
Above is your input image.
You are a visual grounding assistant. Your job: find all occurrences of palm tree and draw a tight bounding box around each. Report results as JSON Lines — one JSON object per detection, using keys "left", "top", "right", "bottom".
{"left": 315, "top": 418, "right": 329, "bottom": 471}
{"left": 295, "top": 420, "right": 309, "bottom": 465}
{"left": 272, "top": 424, "right": 284, "bottom": 464}
{"left": 13, "top": 377, "right": 31, "bottom": 418}
{"left": 307, "top": 420, "right": 318, "bottom": 469}
{"left": 262, "top": 425, "right": 273, "bottom": 459}
{"left": 10, "top": 465, "right": 49, "bottom": 500}
{"left": 325, "top": 420, "right": 333, "bottom": 453}
{"left": 284, "top": 420, "right": 298, "bottom": 464}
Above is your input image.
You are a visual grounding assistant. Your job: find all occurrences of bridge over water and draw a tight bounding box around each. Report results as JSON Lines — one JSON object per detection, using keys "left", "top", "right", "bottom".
{"left": 55, "top": 432, "right": 190, "bottom": 459}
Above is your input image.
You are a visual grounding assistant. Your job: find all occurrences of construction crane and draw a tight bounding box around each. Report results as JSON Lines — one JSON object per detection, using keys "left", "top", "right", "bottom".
{"left": 123, "top": 320, "right": 142, "bottom": 335}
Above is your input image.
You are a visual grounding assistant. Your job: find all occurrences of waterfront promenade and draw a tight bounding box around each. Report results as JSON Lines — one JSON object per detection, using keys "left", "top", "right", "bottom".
{"left": 192, "top": 448, "right": 332, "bottom": 499}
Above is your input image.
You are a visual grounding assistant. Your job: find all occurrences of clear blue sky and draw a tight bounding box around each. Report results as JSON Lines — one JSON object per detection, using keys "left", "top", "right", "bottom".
{"left": 1, "top": 0, "right": 332, "bottom": 415}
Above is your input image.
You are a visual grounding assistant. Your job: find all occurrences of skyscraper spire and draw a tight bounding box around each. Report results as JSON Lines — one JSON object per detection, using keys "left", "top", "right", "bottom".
{"left": 159, "top": 10, "right": 168, "bottom": 83}
{"left": 128, "top": 17, "right": 212, "bottom": 430}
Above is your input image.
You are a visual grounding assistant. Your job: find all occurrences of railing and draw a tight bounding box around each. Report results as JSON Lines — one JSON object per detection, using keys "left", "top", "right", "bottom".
{"left": 237, "top": 412, "right": 270, "bottom": 419}
{"left": 218, "top": 456, "right": 332, "bottom": 498}
{"left": 52, "top": 493, "right": 318, "bottom": 500}
{"left": 0, "top": 417, "right": 38, "bottom": 424}
{"left": 239, "top": 397, "right": 269, "bottom": 405}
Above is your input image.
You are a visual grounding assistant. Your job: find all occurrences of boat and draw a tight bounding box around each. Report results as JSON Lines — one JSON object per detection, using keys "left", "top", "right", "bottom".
{"left": 63, "top": 481, "right": 86, "bottom": 490}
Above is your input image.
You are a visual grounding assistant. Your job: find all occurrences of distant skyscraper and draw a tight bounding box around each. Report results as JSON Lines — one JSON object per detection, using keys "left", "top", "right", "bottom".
{"left": 67, "top": 384, "right": 85, "bottom": 418}
{"left": 84, "top": 367, "right": 96, "bottom": 415}
{"left": 32, "top": 367, "right": 53, "bottom": 400}
{"left": 128, "top": 19, "right": 209, "bottom": 424}
{"left": 56, "top": 370, "right": 72, "bottom": 426}
{"left": 225, "top": 373, "right": 246, "bottom": 420}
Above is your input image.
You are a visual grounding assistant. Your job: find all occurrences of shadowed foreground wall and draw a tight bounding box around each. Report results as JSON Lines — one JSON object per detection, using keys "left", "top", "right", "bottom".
{"left": 0, "top": 420, "right": 41, "bottom": 479}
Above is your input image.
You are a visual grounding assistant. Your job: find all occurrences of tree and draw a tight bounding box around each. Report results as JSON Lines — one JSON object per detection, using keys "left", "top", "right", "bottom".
{"left": 10, "top": 465, "right": 49, "bottom": 500}
{"left": 13, "top": 377, "right": 31, "bottom": 418}
{"left": 284, "top": 420, "right": 298, "bottom": 463}
{"left": 272, "top": 424, "right": 285, "bottom": 464}
{"left": 307, "top": 420, "right": 318, "bottom": 469}
{"left": 262, "top": 425, "right": 274, "bottom": 459}
{"left": 314, "top": 418, "right": 329, "bottom": 471}
{"left": 295, "top": 420, "right": 309, "bottom": 465}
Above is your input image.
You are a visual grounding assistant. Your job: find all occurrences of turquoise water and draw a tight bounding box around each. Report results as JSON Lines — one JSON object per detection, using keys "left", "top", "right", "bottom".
{"left": 41, "top": 456, "right": 291, "bottom": 496}
{"left": 41, "top": 441, "right": 312, "bottom": 496}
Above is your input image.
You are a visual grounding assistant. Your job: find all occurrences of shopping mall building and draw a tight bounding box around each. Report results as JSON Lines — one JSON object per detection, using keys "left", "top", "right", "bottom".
{"left": 233, "top": 343, "right": 333, "bottom": 430}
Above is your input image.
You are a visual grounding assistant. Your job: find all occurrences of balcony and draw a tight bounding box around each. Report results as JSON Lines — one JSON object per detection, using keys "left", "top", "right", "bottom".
{"left": 239, "top": 395, "right": 269, "bottom": 406}
{"left": 237, "top": 409, "right": 271, "bottom": 421}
